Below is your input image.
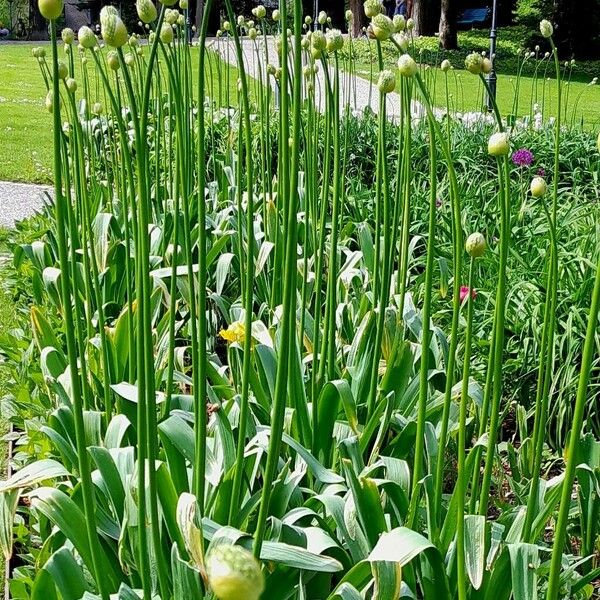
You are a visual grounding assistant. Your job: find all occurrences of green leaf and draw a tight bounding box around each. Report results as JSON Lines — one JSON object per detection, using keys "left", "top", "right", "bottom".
{"left": 0, "top": 459, "right": 70, "bottom": 492}
{"left": 507, "top": 543, "right": 539, "bottom": 600}
{"left": 464, "top": 514, "right": 486, "bottom": 590}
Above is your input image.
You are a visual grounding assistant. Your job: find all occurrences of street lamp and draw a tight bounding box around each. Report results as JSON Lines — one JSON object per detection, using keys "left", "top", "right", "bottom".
{"left": 486, "top": 0, "right": 498, "bottom": 111}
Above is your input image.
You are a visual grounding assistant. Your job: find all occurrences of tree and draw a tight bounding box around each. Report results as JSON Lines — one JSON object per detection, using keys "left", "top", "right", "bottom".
{"left": 411, "top": 0, "right": 438, "bottom": 37}
{"left": 438, "top": 0, "right": 457, "bottom": 49}
{"left": 348, "top": 0, "right": 366, "bottom": 37}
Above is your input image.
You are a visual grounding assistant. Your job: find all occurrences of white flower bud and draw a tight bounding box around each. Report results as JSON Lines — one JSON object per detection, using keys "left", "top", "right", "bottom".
{"left": 206, "top": 545, "right": 265, "bottom": 600}
{"left": 318, "top": 10, "right": 327, "bottom": 25}
{"left": 465, "top": 52, "right": 483, "bottom": 74}
{"left": 378, "top": 69, "right": 396, "bottom": 94}
{"left": 272, "top": 9, "right": 280, "bottom": 21}
{"left": 397, "top": 53, "right": 417, "bottom": 77}
{"left": 364, "top": 0, "right": 382, "bottom": 18}
{"left": 136, "top": 0, "right": 157, "bottom": 23}
{"left": 530, "top": 176, "right": 547, "bottom": 198}
{"left": 78, "top": 25, "right": 97, "bottom": 49}
{"left": 539, "top": 19, "right": 553, "bottom": 38}
{"left": 100, "top": 5, "right": 128, "bottom": 48}
{"left": 107, "top": 50, "right": 120, "bottom": 70}
{"left": 371, "top": 13, "right": 394, "bottom": 40}
{"left": 38, "top": 0, "right": 63, "bottom": 20}
{"left": 488, "top": 132, "right": 510, "bottom": 156}
{"left": 441, "top": 59, "right": 451, "bottom": 72}
{"left": 65, "top": 77, "right": 77, "bottom": 93}
{"left": 326, "top": 29, "right": 343, "bottom": 52}
{"left": 160, "top": 23, "right": 174, "bottom": 44}
{"left": 465, "top": 232, "right": 486, "bottom": 257}
{"left": 61, "top": 27, "right": 74, "bottom": 44}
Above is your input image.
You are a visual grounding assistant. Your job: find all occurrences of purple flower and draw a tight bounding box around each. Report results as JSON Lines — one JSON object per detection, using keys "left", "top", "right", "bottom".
{"left": 537, "top": 167, "right": 545, "bottom": 177}
{"left": 511, "top": 148, "right": 534, "bottom": 167}
{"left": 436, "top": 198, "right": 443, "bottom": 208}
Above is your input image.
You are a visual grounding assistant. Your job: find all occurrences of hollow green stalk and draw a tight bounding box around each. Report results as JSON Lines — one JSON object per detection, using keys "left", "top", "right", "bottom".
{"left": 48, "top": 19, "right": 109, "bottom": 600}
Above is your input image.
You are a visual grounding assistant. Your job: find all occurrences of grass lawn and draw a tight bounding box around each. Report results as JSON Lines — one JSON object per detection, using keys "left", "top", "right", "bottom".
{"left": 354, "top": 61, "right": 600, "bottom": 128}
{"left": 0, "top": 42, "right": 253, "bottom": 184}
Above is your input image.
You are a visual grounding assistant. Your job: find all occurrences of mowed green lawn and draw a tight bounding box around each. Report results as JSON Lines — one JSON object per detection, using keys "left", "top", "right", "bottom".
{"left": 0, "top": 42, "right": 253, "bottom": 184}
{"left": 355, "top": 61, "right": 600, "bottom": 129}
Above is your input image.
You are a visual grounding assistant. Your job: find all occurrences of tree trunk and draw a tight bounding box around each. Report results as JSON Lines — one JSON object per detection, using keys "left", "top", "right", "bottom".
{"left": 438, "top": 0, "right": 457, "bottom": 49}
{"left": 411, "top": 0, "right": 438, "bottom": 37}
{"left": 348, "top": 0, "right": 366, "bottom": 36}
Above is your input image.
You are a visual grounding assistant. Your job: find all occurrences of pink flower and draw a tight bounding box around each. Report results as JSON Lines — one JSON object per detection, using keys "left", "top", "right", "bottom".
{"left": 460, "top": 286, "right": 476, "bottom": 302}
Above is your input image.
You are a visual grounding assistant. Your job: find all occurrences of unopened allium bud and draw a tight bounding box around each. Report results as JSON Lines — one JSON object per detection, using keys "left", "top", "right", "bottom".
{"left": 100, "top": 5, "right": 128, "bottom": 48}
{"left": 65, "top": 77, "right": 77, "bottom": 93}
{"left": 223, "top": 20, "right": 231, "bottom": 31}
{"left": 61, "top": 27, "right": 74, "bottom": 44}
{"left": 107, "top": 50, "right": 120, "bottom": 70}
{"left": 45, "top": 90, "right": 60, "bottom": 112}
{"left": 345, "top": 9, "right": 354, "bottom": 21}
{"left": 136, "top": 46, "right": 143, "bottom": 55}
{"left": 180, "top": 0, "right": 188, "bottom": 8}
{"left": 394, "top": 31, "right": 409, "bottom": 51}
{"left": 406, "top": 17, "right": 414, "bottom": 30}
{"left": 530, "top": 176, "right": 547, "bottom": 198}
{"left": 272, "top": 9, "right": 280, "bottom": 21}
{"left": 136, "top": 0, "right": 157, "bottom": 23}
{"left": 539, "top": 19, "right": 553, "bottom": 38}
{"left": 311, "top": 47, "right": 322, "bottom": 60}
{"left": 318, "top": 10, "right": 327, "bottom": 25}
{"left": 465, "top": 232, "right": 486, "bottom": 257}
{"left": 125, "top": 52, "right": 135, "bottom": 66}
{"left": 311, "top": 29, "right": 326, "bottom": 51}
{"left": 305, "top": 15, "right": 312, "bottom": 25}
{"left": 160, "top": 23, "right": 174, "bottom": 44}
{"left": 248, "top": 27, "right": 257, "bottom": 40}
{"left": 398, "top": 53, "right": 417, "bottom": 77}
{"left": 165, "top": 9, "right": 178, "bottom": 24}
{"left": 56, "top": 60, "right": 68, "bottom": 79}
{"left": 38, "top": 0, "right": 63, "bottom": 20}
{"left": 378, "top": 69, "right": 396, "bottom": 93}
{"left": 393, "top": 14, "right": 405, "bottom": 31}
{"left": 482, "top": 57, "right": 493, "bottom": 74}
{"left": 326, "top": 29, "right": 343, "bottom": 52}
{"left": 255, "top": 4, "right": 266, "bottom": 19}
{"left": 92, "top": 101, "right": 103, "bottom": 115}
{"left": 207, "top": 545, "right": 264, "bottom": 600}
{"left": 78, "top": 25, "right": 97, "bottom": 48}
{"left": 302, "top": 65, "right": 312, "bottom": 78}
{"left": 441, "top": 59, "right": 451, "bottom": 72}
{"left": 177, "top": 14, "right": 185, "bottom": 26}
{"left": 488, "top": 132, "right": 510, "bottom": 156}
{"left": 364, "top": 0, "right": 382, "bottom": 18}
{"left": 301, "top": 36, "right": 309, "bottom": 49}
{"left": 371, "top": 13, "right": 394, "bottom": 40}
{"left": 465, "top": 52, "right": 483, "bottom": 74}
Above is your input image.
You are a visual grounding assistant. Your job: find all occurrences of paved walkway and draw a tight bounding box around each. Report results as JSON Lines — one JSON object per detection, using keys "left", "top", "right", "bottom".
{"left": 208, "top": 36, "right": 434, "bottom": 121}
{"left": 0, "top": 182, "right": 50, "bottom": 228}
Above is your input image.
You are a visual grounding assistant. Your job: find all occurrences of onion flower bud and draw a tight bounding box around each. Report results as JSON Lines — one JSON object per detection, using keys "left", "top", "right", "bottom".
{"left": 136, "top": 0, "right": 157, "bottom": 23}
{"left": 100, "top": 5, "right": 128, "bottom": 48}
{"left": 160, "top": 23, "right": 174, "bottom": 44}
{"left": 318, "top": 10, "right": 327, "bottom": 25}
{"left": 272, "top": 9, "right": 280, "bottom": 21}
{"left": 393, "top": 14, "right": 405, "bottom": 31}
{"left": 206, "top": 545, "right": 265, "bottom": 600}
{"left": 539, "top": 19, "right": 553, "bottom": 38}
{"left": 488, "top": 132, "right": 510, "bottom": 156}
{"left": 326, "top": 29, "right": 343, "bottom": 52}
{"left": 78, "top": 25, "right": 97, "bottom": 49}
{"left": 107, "top": 50, "right": 120, "bottom": 70}
{"left": 38, "top": 0, "right": 63, "bottom": 20}
{"left": 61, "top": 27, "right": 74, "bottom": 44}
{"left": 364, "top": 0, "right": 382, "bottom": 18}
{"left": 345, "top": 9, "right": 354, "bottom": 21}
{"left": 441, "top": 59, "right": 451, "bottom": 72}
{"left": 248, "top": 27, "right": 257, "bottom": 40}
{"left": 378, "top": 69, "right": 396, "bottom": 94}
{"left": 371, "top": 13, "right": 394, "bottom": 40}
{"left": 125, "top": 52, "right": 135, "bottom": 66}
{"left": 530, "top": 176, "right": 547, "bottom": 198}
{"left": 311, "top": 30, "right": 326, "bottom": 51}
{"left": 65, "top": 77, "right": 77, "bottom": 93}
{"left": 465, "top": 232, "right": 487, "bottom": 258}
{"left": 465, "top": 52, "right": 483, "bottom": 74}
{"left": 397, "top": 53, "right": 417, "bottom": 77}
{"left": 254, "top": 4, "right": 266, "bottom": 19}
{"left": 180, "top": 0, "right": 188, "bottom": 8}
{"left": 482, "top": 57, "right": 493, "bottom": 74}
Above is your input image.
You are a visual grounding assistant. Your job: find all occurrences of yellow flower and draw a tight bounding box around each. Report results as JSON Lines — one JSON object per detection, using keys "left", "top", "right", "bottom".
{"left": 219, "top": 321, "right": 245, "bottom": 345}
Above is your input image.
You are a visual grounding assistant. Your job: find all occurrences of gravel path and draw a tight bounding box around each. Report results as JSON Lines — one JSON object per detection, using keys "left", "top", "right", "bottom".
{"left": 209, "top": 36, "right": 436, "bottom": 121}
{"left": 0, "top": 181, "right": 50, "bottom": 228}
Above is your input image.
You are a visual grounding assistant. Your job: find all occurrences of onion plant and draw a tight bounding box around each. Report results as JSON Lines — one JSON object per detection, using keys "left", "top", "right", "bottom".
{"left": 1, "top": 2, "right": 599, "bottom": 599}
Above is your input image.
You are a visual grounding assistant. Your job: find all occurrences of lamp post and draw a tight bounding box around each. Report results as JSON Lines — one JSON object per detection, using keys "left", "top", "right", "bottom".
{"left": 486, "top": 0, "right": 498, "bottom": 111}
